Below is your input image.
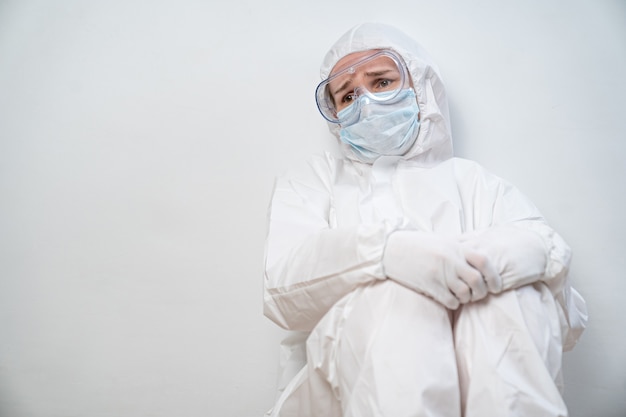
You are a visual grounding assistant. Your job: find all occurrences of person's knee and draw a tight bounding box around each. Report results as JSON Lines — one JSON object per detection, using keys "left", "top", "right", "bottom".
{"left": 306, "top": 279, "right": 454, "bottom": 380}
{"left": 353, "top": 280, "right": 454, "bottom": 331}
{"left": 456, "top": 283, "right": 562, "bottom": 366}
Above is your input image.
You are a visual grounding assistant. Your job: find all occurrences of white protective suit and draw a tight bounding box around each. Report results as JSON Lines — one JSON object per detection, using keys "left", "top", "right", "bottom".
{"left": 263, "top": 23, "right": 587, "bottom": 417}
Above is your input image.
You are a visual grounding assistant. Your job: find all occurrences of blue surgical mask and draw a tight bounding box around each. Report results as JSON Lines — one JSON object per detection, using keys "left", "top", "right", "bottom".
{"left": 338, "top": 88, "right": 420, "bottom": 163}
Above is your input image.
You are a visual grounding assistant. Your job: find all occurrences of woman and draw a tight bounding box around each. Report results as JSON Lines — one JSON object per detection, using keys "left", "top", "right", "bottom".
{"left": 263, "top": 22, "right": 587, "bottom": 417}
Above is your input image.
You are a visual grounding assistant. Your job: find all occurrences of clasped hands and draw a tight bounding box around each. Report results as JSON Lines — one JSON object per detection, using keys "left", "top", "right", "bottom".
{"left": 382, "top": 227, "right": 547, "bottom": 309}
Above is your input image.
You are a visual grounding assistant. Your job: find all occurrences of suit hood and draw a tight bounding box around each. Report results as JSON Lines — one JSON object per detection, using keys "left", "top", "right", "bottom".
{"left": 320, "top": 23, "right": 454, "bottom": 166}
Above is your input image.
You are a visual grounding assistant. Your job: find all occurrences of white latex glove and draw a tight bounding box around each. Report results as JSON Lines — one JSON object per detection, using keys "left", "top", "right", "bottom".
{"left": 383, "top": 231, "right": 500, "bottom": 309}
{"left": 460, "top": 225, "right": 547, "bottom": 293}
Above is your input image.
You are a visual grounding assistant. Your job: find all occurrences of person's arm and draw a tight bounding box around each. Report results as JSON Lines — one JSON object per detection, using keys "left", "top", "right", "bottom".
{"left": 263, "top": 156, "right": 394, "bottom": 331}
{"left": 451, "top": 160, "right": 586, "bottom": 350}
{"left": 383, "top": 230, "right": 502, "bottom": 308}
{"left": 460, "top": 221, "right": 570, "bottom": 294}
{"left": 455, "top": 162, "right": 570, "bottom": 295}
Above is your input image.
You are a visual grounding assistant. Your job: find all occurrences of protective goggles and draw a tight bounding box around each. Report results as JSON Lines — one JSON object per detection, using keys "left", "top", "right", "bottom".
{"left": 315, "top": 49, "right": 409, "bottom": 124}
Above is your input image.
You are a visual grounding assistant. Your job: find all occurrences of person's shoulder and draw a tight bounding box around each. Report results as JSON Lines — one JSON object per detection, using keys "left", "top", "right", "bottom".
{"left": 448, "top": 156, "right": 484, "bottom": 171}
{"left": 276, "top": 151, "right": 344, "bottom": 186}
{"left": 452, "top": 156, "right": 509, "bottom": 176}
{"left": 309, "top": 151, "right": 343, "bottom": 170}
{"left": 448, "top": 157, "right": 511, "bottom": 188}
{"left": 282, "top": 151, "right": 341, "bottom": 174}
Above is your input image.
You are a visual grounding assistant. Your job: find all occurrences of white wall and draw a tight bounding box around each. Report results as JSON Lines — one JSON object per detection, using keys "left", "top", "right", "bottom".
{"left": 0, "top": 1, "right": 624, "bottom": 416}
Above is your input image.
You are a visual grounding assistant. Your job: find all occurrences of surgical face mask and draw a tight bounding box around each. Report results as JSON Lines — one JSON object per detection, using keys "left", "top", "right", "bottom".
{"left": 338, "top": 88, "right": 420, "bottom": 163}
{"left": 316, "top": 50, "right": 409, "bottom": 124}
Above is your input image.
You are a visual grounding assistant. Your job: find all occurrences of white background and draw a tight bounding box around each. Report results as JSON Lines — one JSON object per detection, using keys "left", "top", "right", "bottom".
{"left": 0, "top": 1, "right": 624, "bottom": 416}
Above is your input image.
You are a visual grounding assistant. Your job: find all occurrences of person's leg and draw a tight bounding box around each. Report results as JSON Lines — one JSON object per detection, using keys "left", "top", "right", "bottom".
{"left": 266, "top": 362, "right": 342, "bottom": 417}
{"left": 307, "top": 280, "right": 461, "bottom": 417}
{"left": 454, "top": 283, "right": 567, "bottom": 417}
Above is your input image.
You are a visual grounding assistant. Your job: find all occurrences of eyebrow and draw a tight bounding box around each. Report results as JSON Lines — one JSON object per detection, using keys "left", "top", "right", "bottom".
{"left": 331, "top": 68, "right": 396, "bottom": 97}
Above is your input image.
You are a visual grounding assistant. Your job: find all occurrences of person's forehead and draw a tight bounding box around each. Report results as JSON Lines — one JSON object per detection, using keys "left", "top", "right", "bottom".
{"left": 330, "top": 49, "right": 382, "bottom": 76}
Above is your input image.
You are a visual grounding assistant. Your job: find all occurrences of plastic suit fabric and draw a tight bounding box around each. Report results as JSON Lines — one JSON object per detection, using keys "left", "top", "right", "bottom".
{"left": 263, "top": 23, "right": 587, "bottom": 417}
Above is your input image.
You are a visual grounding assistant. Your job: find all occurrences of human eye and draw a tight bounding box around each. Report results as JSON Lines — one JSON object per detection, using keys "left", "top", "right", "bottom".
{"left": 376, "top": 78, "right": 394, "bottom": 90}
{"left": 342, "top": 93, "right": 356, "bottom": 104}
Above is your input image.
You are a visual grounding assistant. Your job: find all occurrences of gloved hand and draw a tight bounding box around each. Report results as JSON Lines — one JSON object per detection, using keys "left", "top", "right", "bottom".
{"left": 460, "top": 225, "right": 547, "bottom": 293}
{"left": 383, "top": 231, "right": 501, "bottom": 309}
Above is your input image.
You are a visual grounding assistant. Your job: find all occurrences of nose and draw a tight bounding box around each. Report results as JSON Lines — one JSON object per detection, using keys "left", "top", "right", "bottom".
{"left": 353, "top": 85, "right": 366, "bottom": 98}
{"left": 351, "top": 70, "right": 374, "bottom": 97}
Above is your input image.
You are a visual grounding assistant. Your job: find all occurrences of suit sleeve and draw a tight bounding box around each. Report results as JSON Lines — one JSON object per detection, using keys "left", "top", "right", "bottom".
{"left": 263, "top": 155, "right": 394, "bottom": 331}
{"left": 455, "top": 161, "right": 587, "bottom": 349}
